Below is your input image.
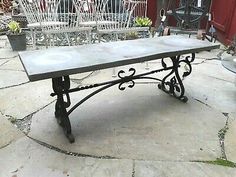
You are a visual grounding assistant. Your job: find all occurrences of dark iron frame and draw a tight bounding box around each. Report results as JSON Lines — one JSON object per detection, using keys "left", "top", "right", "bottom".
{"left": 51, "top": 53, "right": 195, "bottom": 143}
{"left": 170, "top": 0, "right": 211, "bottom": 29}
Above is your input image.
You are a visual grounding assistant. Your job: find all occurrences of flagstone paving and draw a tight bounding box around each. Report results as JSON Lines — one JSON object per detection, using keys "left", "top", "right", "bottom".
{"left": 0, "top": 36, "right": 236, "bottom": 177}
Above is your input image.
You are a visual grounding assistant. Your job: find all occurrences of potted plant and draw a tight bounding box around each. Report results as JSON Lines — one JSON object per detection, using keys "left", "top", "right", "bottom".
{"left": 126, "top": 32, "right": 139, "bottom": 40}
{"left": 7, "top": 20, "right": 26, "bottom": 51}
{"left": 135, "top": 17, "right": 152, "bottom": 27}
{"left": 134, "top": 17, "right": 152, "bottom": 38}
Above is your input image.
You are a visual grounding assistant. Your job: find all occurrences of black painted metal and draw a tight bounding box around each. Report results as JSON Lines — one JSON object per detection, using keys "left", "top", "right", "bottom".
{"left": 158, "top": 53, "right": 195, "bottom": 102}
{"left": 170, "top": 0, "right": 211, "bottom": 29}
{"left": 51, "top": 54, "right": 195, "bottom": 142}
{"left": 52, "top": 76, "right": 75, "bottom": 143}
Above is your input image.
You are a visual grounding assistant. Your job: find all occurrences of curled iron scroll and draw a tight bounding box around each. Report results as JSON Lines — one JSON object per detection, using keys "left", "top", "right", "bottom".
{"left": 118, "top": 68, "right": 136, "bottom": 78}
{"left": 179, "top": 53, "right": 195, "bottom": 77}
{"left": 118, "top": 68, "right": 136, "bottom": 90}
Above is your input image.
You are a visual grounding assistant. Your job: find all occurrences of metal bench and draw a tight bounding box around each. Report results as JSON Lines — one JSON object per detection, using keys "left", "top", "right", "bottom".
{"left": 19, "top": 35, "right": 219, "bottom": 143}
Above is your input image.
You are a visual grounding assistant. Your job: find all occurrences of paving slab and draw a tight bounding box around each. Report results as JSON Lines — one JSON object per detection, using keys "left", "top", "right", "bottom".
{"left": 0, "top": 56, "right": 25, "bottom": 71}
{"left": 0, "top": 114, "right": 24, "bottom": 149}
{"left": 0, "top": 36, "right": 7, "bottom": 48}
{"left": 185, "top": 61, "right": 236, "bottom": 113}
{"left": 0, "top": 70, "right": 29, "bottom": 88}
{"left": 0, "top": 48, "right": 18, "bottom": 59}
{"left": 191, "top": 58, "right": 206, "bottom": 65}
{"left": 0, "top": 59, "right": 9, "bottom": 66}
{"left": 0, "top": 35, "right": 7, "bottom": 40}
{"left": 0, "top": 35, "right": 234, "bottom": 177}
{"left": 195, "top": 48, "right": 221, "bottom": 59}
{"left": 135, "top": 160, "right": 236, "bottom": 177}
{"left": 29, "top": 83, "right": 224, "bottom": 161}
{"left": 0, "top": 80, "right": 55, "bottom": 119}
{"left": 193, "top": 60, "right": 235, "bottom": 82}
{"left": 0, "top": 137, "right": 132, "bottom": 177}
{"left": 0, "top": 40, "right": 7, "bottom": 48}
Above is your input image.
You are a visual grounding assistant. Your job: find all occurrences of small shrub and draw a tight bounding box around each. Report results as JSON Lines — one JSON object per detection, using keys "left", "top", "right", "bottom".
{"left": 135, "top": 17, "right": 152, "bottom": 27}
{"left": 7, "top": 21, "right": 22, "bottom": 34}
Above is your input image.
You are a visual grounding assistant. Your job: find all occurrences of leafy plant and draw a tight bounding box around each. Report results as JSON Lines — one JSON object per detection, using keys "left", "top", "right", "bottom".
{"left": 126, "top": 32, "right": 138, "bottom": 40}
{"left": 7, "top": 21, "right": 22, "bottom": 34}
{"left": 135, "top": 17, "right": 152, "bottom": 27}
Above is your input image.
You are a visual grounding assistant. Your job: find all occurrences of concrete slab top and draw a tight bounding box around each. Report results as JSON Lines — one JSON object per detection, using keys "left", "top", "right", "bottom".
{"left": 19, "top": 35, "right": 220, "bottom": 81}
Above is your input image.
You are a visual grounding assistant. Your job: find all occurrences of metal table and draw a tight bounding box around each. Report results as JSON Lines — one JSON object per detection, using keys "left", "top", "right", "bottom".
{"left": 19, "top": 35, "right": 220, "bottom": 143}
{"left": 222, "top": 56, "right": 236, "bottom": 74}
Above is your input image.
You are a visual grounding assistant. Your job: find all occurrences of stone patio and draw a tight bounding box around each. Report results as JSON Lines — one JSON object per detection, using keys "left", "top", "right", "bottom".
{"left": 0, "top": 35, "right": 236, "bottom": 177}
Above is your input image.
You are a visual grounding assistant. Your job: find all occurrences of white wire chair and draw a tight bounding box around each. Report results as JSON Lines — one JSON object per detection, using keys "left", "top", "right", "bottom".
{"left": 18, "top": 0, "right": 92, "bottom": 48}
{"left": 98, "top": 0, "right": 149, "bottom": 42}
{"left": 73, "top": 0, "right": 149, "bottom": 42}
{"left": 132, "top": 0, "right": 147, "bottom": 19}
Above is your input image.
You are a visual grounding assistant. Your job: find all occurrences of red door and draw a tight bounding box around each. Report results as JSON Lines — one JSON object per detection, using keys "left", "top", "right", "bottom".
{"left": 147, "top": 0, "right": 157, "bottom": 26}
{"left": 210, "top": 0, "right": 236, "bottom": 45}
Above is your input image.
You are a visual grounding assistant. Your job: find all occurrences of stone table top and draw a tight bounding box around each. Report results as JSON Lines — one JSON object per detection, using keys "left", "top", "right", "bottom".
{"left": 19, "top": 35, "right": 220, "bottom": 81}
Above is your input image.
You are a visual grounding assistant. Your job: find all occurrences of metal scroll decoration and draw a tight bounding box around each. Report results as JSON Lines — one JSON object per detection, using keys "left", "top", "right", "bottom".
{"left": 52, "top": 76, "right": 74, "bottom": 142}
{"left": 118, "top": 68, "right": 136, "bottom": 90}
{"left": 158, "top": 53, "right": 195, "bottom": 102}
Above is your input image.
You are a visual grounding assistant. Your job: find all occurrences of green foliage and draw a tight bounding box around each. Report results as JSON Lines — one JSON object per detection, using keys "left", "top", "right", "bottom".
{"left": 126, "top": 32, "right": 138, "bottom": 40}
{"left": 210, "top": 158, "right": 236, "bottom": 168}
{"left": 193, "top": 158, "right": 236, "bottom": 168}
{"left": 135, "top": 17, "right": 152, "bottom": 27}
{"left": 8, "top": 21, "right": 21, "bottom": 34}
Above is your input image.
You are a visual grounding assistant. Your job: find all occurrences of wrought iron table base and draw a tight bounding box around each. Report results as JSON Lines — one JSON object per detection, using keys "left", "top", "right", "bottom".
{"left": 51, "top": 53, "right": 195, "bottom": 143}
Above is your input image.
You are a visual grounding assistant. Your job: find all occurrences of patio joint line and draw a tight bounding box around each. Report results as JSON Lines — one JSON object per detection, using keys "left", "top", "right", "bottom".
{"left": 132, "top": 160, "right": 135, "bottom": 177}
{"left": 0, "top": 81, "right": 30, "bottom": 90}
{"left": 27, "top": 136, "right": 121, "bottom": 160}
{"left": 28, "top": 136, "right": 203, "bottom": 163}
{"left": 2, "top": 100, "right": 56, "bottom": 135}
{"left": 0, "top": 55, "right": 19, "bottom": 60}
{"left": 207, "top": 75, "right": 235, "bottom": 84}
{"left": 0, "top": 60, "right": 10, "bottom": 67}
{"left": 0, "top": 68, "right": 26, "bottom": 72}
{"left": 191, "top": 57, "right": 220, "bottom": 66}
{"left": 70, "top": 71, "right": 96, "bottom": 82}
{"left": 0, "top": 110, "right": 17, "bottom": 122}
{"left": 15, "top": 100, "right": 57, "bottom": 134}
{"left": 218, "top": 113, "right": 229, "bottom": 160}
{"left": 192, "top": 97, "right": 211, "bottom": 108}
{"left": 0, "top": 109, "right": 4, "bottom": 116}
{"left": 0, "top": 140, "right": 13, "bottom": 150}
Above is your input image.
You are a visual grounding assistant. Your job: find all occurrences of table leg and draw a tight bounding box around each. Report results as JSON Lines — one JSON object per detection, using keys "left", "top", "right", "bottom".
{"left": 52, "top": 76, "right": 75, "bottom": 143}
{"left": 158, "top": 54, "right": 195, "bottom": 102}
